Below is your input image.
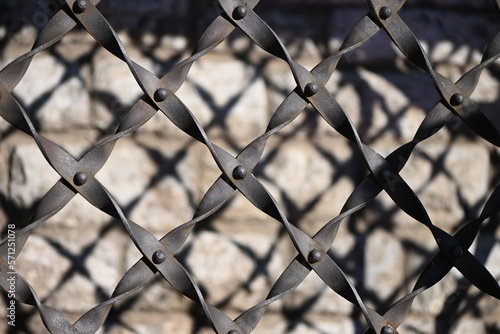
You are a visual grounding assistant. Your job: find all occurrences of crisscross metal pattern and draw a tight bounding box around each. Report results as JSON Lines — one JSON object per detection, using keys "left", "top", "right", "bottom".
{"left": 1, "top": 0, "right": 499, "bottom": 333}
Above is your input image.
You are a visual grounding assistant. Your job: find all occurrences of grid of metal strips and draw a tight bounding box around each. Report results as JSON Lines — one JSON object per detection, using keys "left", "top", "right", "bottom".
{"left": 1, "top": 0, "right": 499, "bottom": 333}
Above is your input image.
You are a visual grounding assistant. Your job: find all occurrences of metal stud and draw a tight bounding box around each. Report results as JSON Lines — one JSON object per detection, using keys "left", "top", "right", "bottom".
{"left": 450, "top": 245, "right": 463, "bottom": 259}
{"left": 308, "top": 249, "right": 322, "bottom": 264}
{"left": 304, "top": 83, "right": 319, "bottom": 97}
{"left": 381, "top": 325, "right": 395, "bottom": 334}
{"left": 73, "top": 0, "right": 87, "bottom": 13}
{"left": 152, "top": 250, "right": 166, "bottom": 264}
{"left": 154, "top": 88, "right": 168, "bottom": 102}
{"left": 233, "top": 165, "right": 247, "bottom": 180}
{"left": 73, "top": 172, "right": 88, "bottom": 186}
{"left": 450, "top": 93, "right": 464, "bottom": 106}
{"left": 233, "top": 6, "right": 248, "bottom": 20}
{"left": 379, "top": 6, "right": 392, "bottom": 20}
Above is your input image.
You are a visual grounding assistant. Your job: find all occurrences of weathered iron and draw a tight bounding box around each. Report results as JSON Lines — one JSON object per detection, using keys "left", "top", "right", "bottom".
{"left": 0, "top": 0, "right": 499, "bottom": 333}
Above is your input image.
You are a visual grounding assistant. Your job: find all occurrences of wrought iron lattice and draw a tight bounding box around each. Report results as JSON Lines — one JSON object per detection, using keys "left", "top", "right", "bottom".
{"left": 1, "top": 0, "right": 499, "bottom": 333}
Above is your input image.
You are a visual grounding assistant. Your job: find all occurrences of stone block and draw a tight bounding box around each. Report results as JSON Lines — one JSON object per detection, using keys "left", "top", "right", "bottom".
{"left": 185, "top": 230, "right": 257, "bottom": 306}
{"left": 1, "top": 25, "right": 40, "bottom": 60}
{"left": 8, "top": 141, "right": 61, "bottom": 209}
{"left": 398, "top": 314, "right": 439, "bottom": 334}
{"left": 111, "top": 311, "right": 193, "bottom": 334}
{"left": 285, "top": 270, "right": 355, "bottom": 317}
{"left": 174, "top": 57, "right": 269, "bottom": 147}
{"left": 443, "top": 143, "right": 490, "bottom": 208}
{"left": 55, "top": 31, "right": 98, "bottom": 62}
{"left": 262, "top": 138, "right": 359, "bottom": 224}
{"left": 16, "top": 234, "right": 72, "bottom": 300}
{"left": 364, "top": 229, "right": 405, "bottom": 301}
{"left": 85, "top": 229, "right": 128, "bottom": 296}
{"left": 263, "top": 138, "right": 334, "bottom": 207}
{"left": 299, "top": 138, "right": 360, "bottom": 229}
{"left": 125, "top": 138, "right": 201, "bottom": 234}
{"left": 47, "top": 273, "right": 100, "bottom": 316}
{"left": 249, "top": 313, "right": 355, "bottom": 334}
{"left": 210, "top": 219, "right": 296, "bottom": 312}
{"left": 451, "top": 317, "right": 487, "bottom": 334}
{"left": 470, "top": 68, "right": 500, "bottom": 124}
{"left": 92, "top": 47, "right": 158, "bottom": 132}
{"left": 11, "top": 55, "right": 91, "bottom": 131}
{"left": 287, "top": 315, "right": 355, "bottom": 334}
{"left": 95, "top": 139, "right": 158, "bottom": 207}
{"left": 14, "top": 228, "right": 126, "bottom": 316}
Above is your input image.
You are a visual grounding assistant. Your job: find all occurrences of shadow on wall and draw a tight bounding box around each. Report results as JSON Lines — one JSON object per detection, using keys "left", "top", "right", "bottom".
{"left": 0, "top": 1, "right": 499, "bottom": 334}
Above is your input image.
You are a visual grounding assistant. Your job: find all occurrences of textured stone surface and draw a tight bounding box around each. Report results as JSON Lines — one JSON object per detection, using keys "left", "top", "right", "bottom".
{"left": 0, "top": 1, "right": 499, "bottom": 333}
{"left": 8, "top": 141, "right": 61, "bottom": 208}
{"left": 364, "top": 229, "right": 406, "bottom": 301}
{"left": 186, "top": 230, "right": 256, "bottom": 305}
{"left": 175, "top": 57, "right": 269, "bottom": 146}
{"left": 15, "top": 234, "right": 72, "bottom": 300}
{"left": 92, "top": 48, "right": 156, "bottom": 131}
{"left": 451, "top": 317, "right": 487, "bottom": 334}
{"left": 13, "top": 56, "right": 92, "bottom": 131}
{"left": 126, "top": 138, "right": 200, "bottom": 233}
{"left": 116, "top": 311, "right": 194, "bottom": 334}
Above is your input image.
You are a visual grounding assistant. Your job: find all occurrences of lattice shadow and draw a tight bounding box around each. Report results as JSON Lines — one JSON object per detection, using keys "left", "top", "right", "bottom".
{"left": 0, "top": 0, "right": 499, "bottom": 333}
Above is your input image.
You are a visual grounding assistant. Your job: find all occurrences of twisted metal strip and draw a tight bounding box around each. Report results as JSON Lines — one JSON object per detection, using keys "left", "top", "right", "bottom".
{"left": 223, "top": 3, "right": 498, "bottom": 327}
{"left": 1, "top": 2, "right": 246, "bottom": 332}
{"left": 0, "top": 0, "right": 498, "bottom": 333}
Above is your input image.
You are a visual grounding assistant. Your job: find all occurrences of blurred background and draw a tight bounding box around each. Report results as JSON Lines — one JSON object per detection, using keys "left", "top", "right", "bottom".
{"left": 0, "top": 0, "right": 499, "bottom": 333}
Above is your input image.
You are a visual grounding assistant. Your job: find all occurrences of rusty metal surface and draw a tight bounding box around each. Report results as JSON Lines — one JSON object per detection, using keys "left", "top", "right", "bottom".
{"left": 0, "top": 0, "right": 499, "bottom": 333}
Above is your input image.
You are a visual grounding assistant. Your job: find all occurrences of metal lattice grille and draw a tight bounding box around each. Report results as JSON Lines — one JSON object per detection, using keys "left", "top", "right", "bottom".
{"left": 1, "top": 0, "right": 499, "bottom": 333}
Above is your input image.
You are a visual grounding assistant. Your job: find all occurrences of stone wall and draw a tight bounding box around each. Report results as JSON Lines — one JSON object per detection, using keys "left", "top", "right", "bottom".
{"left": 0, "top": 0, "right": 499, "bottom": 333}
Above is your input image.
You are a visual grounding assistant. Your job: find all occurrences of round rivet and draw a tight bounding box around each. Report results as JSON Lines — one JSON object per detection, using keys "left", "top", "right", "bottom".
{"left": 154, "top": 88, "right": 168, "bottom": 102}
{"left": 304, "top": 83, "right": 319, "bottom": 97}
{"left": 227, "top": 331, "right": 239, "bottom": 334}
{"left": 381, "top": 325, "right": 395, "bottom": 334}
{"left": 152, "top": 250, "right": 166, "bottom": 264}
{"left": 308, "top": 249, "right": 322, "bottom": 264}
{"left": 450, "top": 93, "right": 464, "bottom": 106}
{"left": 450, "top": 245, "right": 463, "bottom": 259}
{"left": 73, "top": 172, "right": 88, "bottom": 186}
{"left": 232, "top": 165, "right": 247, "bottom": 180}
{"left": 73, "top": 0, "right": 87, "bottom": 13}
{"left": 233, "top": 6, "right": 248, "bottom": 20}
{"left": 379, "top": 6, "right": 392, "bottom": 20}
